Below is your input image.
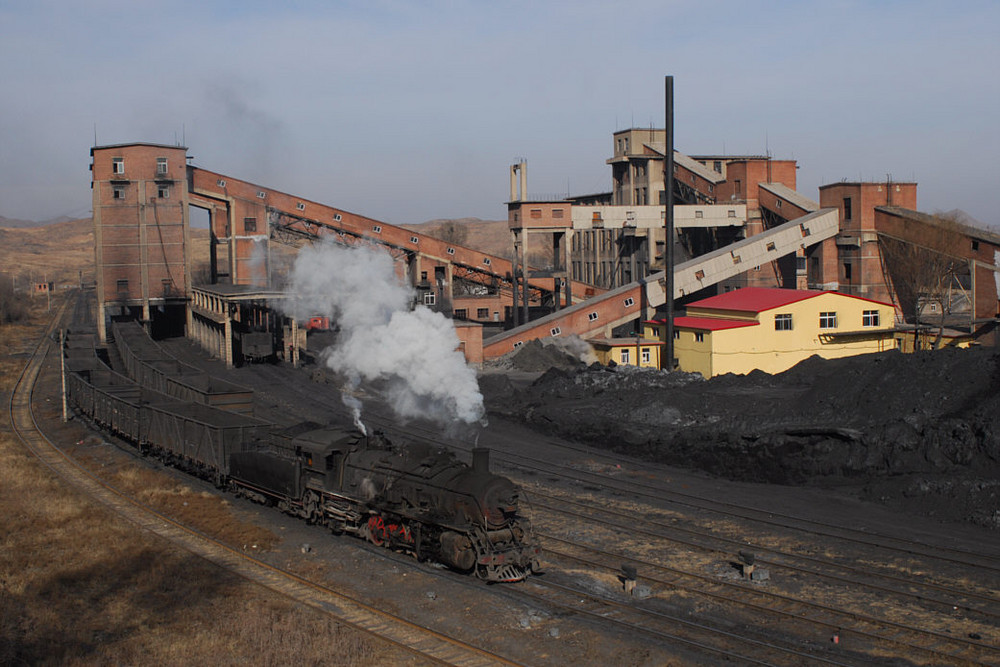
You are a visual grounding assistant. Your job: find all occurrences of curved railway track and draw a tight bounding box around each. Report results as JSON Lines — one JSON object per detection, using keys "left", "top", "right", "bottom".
{"left": 11, "top": 304, "right": 520, "bottom": 667}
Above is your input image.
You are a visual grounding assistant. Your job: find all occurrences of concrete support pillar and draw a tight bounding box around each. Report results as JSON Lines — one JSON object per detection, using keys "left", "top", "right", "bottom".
{"left": 521, "top": 230, "right": 529, "bottom": 324}
{"left": 223, "top": 317, "right": 233, "bottom": 368}
{"left": 97, "top": 302, "right": 107, "bottom": 344}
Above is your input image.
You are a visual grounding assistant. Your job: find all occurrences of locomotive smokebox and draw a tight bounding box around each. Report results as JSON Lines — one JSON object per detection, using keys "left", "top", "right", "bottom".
{"left": 472, "top": 447, "right": 490, "bottom": 474}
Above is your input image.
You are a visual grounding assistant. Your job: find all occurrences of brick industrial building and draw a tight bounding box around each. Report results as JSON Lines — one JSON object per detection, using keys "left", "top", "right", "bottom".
{"left": 90, "top": 130, "right": 1000, "bottom": 368}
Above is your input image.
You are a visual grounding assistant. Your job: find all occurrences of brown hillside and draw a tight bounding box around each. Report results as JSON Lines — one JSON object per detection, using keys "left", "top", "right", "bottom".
{"left": 0, "top": 219, "right": 211, "bottom": 289}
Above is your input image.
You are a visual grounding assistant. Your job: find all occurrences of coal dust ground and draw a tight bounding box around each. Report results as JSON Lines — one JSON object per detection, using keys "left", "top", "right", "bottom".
{"left": 481, "top": 340, "right": 1000, "bottom": 531}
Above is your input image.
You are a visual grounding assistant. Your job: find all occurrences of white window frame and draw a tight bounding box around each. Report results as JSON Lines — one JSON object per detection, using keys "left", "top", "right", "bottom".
{"left": 774, "top": 313, "right": 793, "bottom": 331}
{"left": 156, "top": 157, "right": 168, "bottom": 175}
{"left": 862, "top": 310, "right": 880, "bottom": 327}
{"left": 550, "top": 327, "right": 561, "bottom": 336}
{"left": 819, "top": 311, "right": 838, "bottom": 329}
{"left": 112, "top": 158, "right": 124, "bottom": 174}
{"left": 641, "top": 349, "right": 650, "bottom": 364}
{"left": 422, "top": 292, "right": 436, "bottom": 306}
{"left": 620, "top": 348, "right": 630, "bottom": 364}
{"left": 157, "top": 185, "right": 169, "bottom": 199}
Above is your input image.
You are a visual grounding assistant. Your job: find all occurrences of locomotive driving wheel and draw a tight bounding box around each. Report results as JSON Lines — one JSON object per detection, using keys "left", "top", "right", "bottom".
{"left": 366, "top": 515, "right": 388, "bottom": 546}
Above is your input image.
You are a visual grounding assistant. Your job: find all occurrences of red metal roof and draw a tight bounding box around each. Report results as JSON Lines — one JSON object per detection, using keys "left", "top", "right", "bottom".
{"left": 674, "top": 316, "right": 759, "bottom": 331}
{"left": 686, "top": 287, "right": 893, "bottom": 314}
{"left": 687, "top": 287, "right": 825, "bottom": 313}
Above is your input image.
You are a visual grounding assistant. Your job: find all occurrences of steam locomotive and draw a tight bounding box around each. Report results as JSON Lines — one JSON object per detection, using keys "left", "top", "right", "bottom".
{"left": 230, "top": 423, "right": 541, "bottom": 582}
{"left": 65, "top": 327, "right": 540, "bottom": 582}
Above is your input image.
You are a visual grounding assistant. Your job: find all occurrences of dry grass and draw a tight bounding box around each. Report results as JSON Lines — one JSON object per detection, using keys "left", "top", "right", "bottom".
{"left": 107, "top": 465, "right": 280, "bottom": 553}
{"left": 0, "top": 302, "right": 419, "bottom": 666}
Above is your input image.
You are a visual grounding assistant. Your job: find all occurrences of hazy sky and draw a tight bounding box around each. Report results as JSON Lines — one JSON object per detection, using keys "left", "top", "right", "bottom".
{"left": 1, "top": 1, "right": 997, "bottom": 226}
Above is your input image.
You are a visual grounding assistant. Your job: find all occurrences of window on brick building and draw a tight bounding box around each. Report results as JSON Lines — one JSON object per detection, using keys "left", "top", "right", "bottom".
{"left": 843, "top": 197, "right": 852, "bottom": 221}
{"left": 454, "top": 309, "right": 467, "bottom": 319}
{"left": 734, "top": 179, "right": 741, "bottom": 194}
{"left": 423, "top": 292, "right": 436, "bottom": 305}
{"left": 116, "top": 279, "right": 128, "bottom": 292}
{"left": 112, "top": 158, "right": 124, "bottom": 174}
{"left": 156, "top": 157, "right": 168, "bottom": 174}
{"left": 244, "top": 217, "right": 257, "bottom": 233}
{"left": 113, "top": 186, "right": 125, "bottom": 200}
{"left": 713, "top": 160, "right": 722, "bottom": 172}
{"left": 844, "top": 262, "right": 852, "bottom": 281}
{"left": 477, "top": 308, "right": 489, "bottom": 319}
{"left": 157, "top": 185, "right": 169, "bottom": 199}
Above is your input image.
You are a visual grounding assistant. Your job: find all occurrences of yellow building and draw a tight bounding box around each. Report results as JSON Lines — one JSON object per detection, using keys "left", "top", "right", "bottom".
{"left": 589, "top": 337, "right": 664, "bottom": 368}
{"left": 654, "top": 287, "right": 897, "bottom": 377}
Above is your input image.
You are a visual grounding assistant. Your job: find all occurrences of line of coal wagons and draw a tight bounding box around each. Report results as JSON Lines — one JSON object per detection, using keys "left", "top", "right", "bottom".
{"left": 63, "top": 320, "right": 271, "bottom": 483}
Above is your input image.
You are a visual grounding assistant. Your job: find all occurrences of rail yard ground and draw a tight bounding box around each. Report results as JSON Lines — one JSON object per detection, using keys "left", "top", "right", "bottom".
{"left": 5, "top": 294, "right": 1000, "bottom": 664}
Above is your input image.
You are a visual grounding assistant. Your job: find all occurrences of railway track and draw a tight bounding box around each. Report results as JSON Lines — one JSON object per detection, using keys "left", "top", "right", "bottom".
{"left": 529, "top": 489, "right": 1000, "bottom": 620}
{"left": 55, "top": 303, "right": 839, "bottom": 663}
{"left": 540, "top": 534, "right": 994, "bottom": 665}
{"left": 11, "top": 304, "right": 520, "bottom": 667}
{"left": 233, "top": 362, "right": 1000, "bottom": 664}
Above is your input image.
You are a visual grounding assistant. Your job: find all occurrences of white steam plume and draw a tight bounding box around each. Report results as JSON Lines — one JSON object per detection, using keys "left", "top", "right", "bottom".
{"left": 283, "top": 240, "right": 486, "bottom": 426}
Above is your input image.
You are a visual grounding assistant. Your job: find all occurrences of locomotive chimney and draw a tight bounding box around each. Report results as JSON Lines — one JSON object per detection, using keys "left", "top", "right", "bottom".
{"left": 472, "top": 447, "right": 490, "bottom": 474}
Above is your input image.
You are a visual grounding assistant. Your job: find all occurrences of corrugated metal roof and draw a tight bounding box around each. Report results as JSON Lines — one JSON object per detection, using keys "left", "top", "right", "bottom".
{"left": 687, "top": 287, "right": 894, "bottom": 314}
{"left": 687, "top": 287, "right": 825, "bottom": 313}
{"left": 674, "top": 316, "right": 759, "bottom": 331}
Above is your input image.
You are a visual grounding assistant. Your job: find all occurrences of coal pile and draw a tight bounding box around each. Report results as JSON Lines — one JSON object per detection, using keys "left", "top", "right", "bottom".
{"left": 485, "top": 347, "right": 1000, "bottom": 529}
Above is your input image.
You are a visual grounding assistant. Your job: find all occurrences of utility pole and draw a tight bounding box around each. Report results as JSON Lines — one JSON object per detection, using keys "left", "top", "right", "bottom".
{"left": 664, "top": 75, "right": 676, "bottom": 370}
{"left": 60, "top": 329, "right": 68, "bottom": 422}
